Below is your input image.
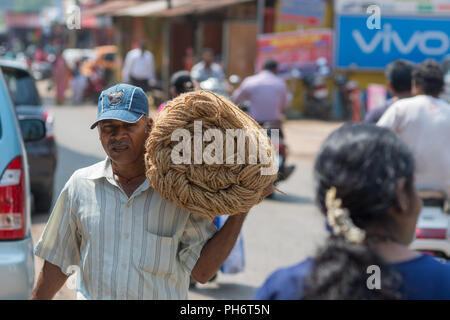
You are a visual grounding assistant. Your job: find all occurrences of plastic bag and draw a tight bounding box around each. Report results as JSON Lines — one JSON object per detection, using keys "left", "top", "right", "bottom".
{"left": 214, "top": 215, "right": 246, "bottom": 274}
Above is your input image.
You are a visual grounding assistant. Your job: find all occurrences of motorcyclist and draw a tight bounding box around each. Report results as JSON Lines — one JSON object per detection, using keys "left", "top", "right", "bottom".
{"left": 158, "top": 70, "right": 195, "bottom": 112}
{"left": 377, "top": 59, "right": 450, "bottom": 198}
{"left": 231, "top": 59, "right": 288, "bottom": 132}
{"left": 365, "top": 59, "right": 413, "bottom": 124}
{"left": 232, "top": 59, "right": 293, "bottom": 180}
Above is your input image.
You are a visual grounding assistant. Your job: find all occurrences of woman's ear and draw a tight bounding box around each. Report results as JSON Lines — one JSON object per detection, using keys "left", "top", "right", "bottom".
{"left": 395, "top": 177, "right": 410, "bottom": 215}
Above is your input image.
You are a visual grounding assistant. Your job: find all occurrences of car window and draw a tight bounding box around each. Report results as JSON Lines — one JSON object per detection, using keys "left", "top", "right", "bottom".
{"left": 1, "top": 66, "right": 41, "bottom": 106}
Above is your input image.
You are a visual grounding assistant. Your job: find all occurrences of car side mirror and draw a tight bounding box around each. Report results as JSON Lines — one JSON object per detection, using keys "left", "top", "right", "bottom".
{"left": 19, "top": 118, "right": 46, "bottom": 142}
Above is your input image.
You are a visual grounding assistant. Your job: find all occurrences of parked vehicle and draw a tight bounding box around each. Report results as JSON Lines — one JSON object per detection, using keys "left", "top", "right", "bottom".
{"left": 334, "top": 73, "right": 358, "bottom": 121}
{"left": 303, "top": 58, "right": 332, "bottom": 120}
{"left": 63, "top": 46, "right": 121, "bottom": 102}
{"left": 410, "top": 189, "right": 450, "bottom": 260}
{"left": 0, "top": 59, "right": 57, "bottom": 213}
{"left": 30, "top": 52, "right": 54, "bottom": 82}
{"left": 0, "top": 67, "right": 47, "bottom": 299}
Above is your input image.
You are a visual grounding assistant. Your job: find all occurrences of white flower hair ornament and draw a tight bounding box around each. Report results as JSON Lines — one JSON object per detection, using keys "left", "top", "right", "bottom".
{"left": 325, "top": 187, "right": 366, "bottom": 244}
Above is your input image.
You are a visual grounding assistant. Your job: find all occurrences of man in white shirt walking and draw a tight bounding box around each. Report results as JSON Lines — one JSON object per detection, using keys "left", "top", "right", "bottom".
{"left": 122, "top": 41, "right": 155, "bottom": 92}
{"left": 190, "top": 48, "right": 225, "bottom": 83}
{"left": 377, "top": 59, "right": 450, "bottom": 197}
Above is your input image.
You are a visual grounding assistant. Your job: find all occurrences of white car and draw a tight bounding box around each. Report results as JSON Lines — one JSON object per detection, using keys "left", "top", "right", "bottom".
{"left": 410, "top": 189, "right": 450, "bottom": 260}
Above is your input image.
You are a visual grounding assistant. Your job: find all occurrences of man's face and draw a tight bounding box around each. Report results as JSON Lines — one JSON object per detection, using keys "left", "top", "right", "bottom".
{"left": 202, "top": 51, "right": 214, "bottom": 65}
{"left": 98, "top": 116, "right": 152, "bottom": 166}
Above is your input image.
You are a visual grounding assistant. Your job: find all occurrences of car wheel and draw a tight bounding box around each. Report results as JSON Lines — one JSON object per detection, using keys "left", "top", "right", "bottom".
{"left": 35, "top": 191, "right": 53, "bottom": 213}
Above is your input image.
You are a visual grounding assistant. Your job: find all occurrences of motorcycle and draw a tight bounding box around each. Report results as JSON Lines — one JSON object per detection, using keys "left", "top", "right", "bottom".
{"left": 260, "top": 120, "right": 295, "bottom": 186}
{"left": 302, "top": 58, "right": 332, "bottom": 120}
{"left": 410, "top": 189, "right": 450, "bottom": 260}
{"left": 31, "top": 59, "right": 53, "bottom": 81}
{"left": 198, "top": 77, "right": 231, "bottom": 97}
{"left": 334, "top": 73, "right": 359, "bottom": 121}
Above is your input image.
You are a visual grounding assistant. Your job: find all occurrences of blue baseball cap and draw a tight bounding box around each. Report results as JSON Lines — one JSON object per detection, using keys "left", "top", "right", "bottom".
{"left": 90, "top": 83, "right": 149, "bottom": 129}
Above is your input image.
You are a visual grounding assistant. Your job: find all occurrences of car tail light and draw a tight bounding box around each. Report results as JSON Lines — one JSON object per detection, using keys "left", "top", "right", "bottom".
{"left": 43, "top": 110, "right": 54, "bottom": 139}
{"left": 0, "top": 157, "right": 25, "bottom": 240}
{"left": 415, "top": 227, "right": 447, "bottom": 239}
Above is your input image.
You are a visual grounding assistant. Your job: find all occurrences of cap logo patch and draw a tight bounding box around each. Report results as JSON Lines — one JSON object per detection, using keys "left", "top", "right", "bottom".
{"left": 107, "top": 90, "right": 124, "bottom": 106}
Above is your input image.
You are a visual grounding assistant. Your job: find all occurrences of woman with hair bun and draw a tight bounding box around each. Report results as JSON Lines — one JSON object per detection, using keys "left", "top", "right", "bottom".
{"left": 254, "top": 124, "right": 450, "bottom": 300}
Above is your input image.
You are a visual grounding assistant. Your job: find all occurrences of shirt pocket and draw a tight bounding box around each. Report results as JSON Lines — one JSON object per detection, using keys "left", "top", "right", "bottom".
{"left": 140, "top": 231, "right": 179, "bottom": 276}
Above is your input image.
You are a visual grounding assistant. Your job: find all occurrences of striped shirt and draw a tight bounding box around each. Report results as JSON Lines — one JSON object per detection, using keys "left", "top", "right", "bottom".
{"left": 34, "top": 158, "right": 217, "bottom": 300}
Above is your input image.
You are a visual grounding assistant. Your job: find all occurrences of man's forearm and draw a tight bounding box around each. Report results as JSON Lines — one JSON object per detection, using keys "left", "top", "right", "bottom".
{"left": 30, "top": 261, "right": 69, "bottom": 300}
{"left": 191, "top": 213, "right": 247, "bottom": 283}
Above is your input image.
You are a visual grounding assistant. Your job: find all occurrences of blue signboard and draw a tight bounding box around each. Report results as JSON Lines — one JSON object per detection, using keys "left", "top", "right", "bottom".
{"left": 336, "top": 15, "right": 450, "bottom": 69}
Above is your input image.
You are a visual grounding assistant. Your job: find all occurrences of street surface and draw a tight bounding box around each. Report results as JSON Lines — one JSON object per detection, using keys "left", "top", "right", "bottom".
{"left": 31, "top": 82, "right": 342, "bottom": 299}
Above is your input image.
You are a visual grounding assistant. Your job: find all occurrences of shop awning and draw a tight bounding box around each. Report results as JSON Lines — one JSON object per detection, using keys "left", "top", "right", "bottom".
{"left": 4, "top": 12, "right": 42, "bottom": 28}
{"left": 82, "top": 0, "right": 144, "bottom": 17}
{"left": 114, "top": 0, "right": 254, "bottom": 17}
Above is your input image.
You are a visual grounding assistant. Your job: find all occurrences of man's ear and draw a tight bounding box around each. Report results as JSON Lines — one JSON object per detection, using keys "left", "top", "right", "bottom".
{"left": 387, "top": 82, "right": 394, "bottom": 96}
{"left": 394, "top": 177, "right": 410, "bottom": 215}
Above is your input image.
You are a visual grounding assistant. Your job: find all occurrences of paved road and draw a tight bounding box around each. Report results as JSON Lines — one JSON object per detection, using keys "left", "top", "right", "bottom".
{"left": 31, "top": 94, "right": 341, "bottom": 299}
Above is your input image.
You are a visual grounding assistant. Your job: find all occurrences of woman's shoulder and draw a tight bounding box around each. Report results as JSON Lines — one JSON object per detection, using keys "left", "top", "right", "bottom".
{"left": 253, "top": 258, "right": 313, "bottom": 300}
{"left": 394, "top": 254, "right": 450, "bottom": 299}
{"left": 394, "top": 253, "right": 450, "bottom": 273}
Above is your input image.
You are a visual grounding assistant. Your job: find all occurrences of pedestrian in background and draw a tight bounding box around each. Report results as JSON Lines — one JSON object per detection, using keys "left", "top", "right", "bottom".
{"left": 122, "top": 40, "right": 155, "bottom": 92}
{"left": 52, "top": 48, "right": 70, "bottom": 105}
{"left": 254, "top": 124, "right": 450, "bottom": 300}
{"left": 71, "top": 59, "right": 88, "bottom": 104}
{"left": 190, "top": 48, "right": 225, "bottom": 83}
{"left": 364, "top": 59, "right": 414, "bottom": 124}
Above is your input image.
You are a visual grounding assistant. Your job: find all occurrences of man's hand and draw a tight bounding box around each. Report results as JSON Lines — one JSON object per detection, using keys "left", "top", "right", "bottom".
{"left": 191, "top": 184, "right": 274, "bottom": 283}
{"left": 191, "top": 213, "right": 247, "bottom": 284}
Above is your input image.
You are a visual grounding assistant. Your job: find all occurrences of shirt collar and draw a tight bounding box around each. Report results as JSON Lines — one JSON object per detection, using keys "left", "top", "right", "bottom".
{"left": 86, "top": 157, "right": 151, "bottom": 195}
{"left": 86, "top": 157, "right": 113, "bottom": 180}
{"left": 260, "top": 70, "right": 274, "bottom": 76}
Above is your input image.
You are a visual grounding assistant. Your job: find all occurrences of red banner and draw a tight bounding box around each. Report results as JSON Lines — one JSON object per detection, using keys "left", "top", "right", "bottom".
{"left": 256, "top": 29, "right": 333, "bottom": 76}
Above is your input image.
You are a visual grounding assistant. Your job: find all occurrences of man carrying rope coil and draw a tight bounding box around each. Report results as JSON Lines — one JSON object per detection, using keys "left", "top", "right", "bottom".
{"left": 31, "top": 84, "right": 273, "bottom": 300}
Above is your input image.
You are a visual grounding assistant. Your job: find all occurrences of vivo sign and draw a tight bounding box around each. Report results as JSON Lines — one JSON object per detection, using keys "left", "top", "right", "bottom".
{"left": 336, "top": 16, "right": 450, "bottom": 69}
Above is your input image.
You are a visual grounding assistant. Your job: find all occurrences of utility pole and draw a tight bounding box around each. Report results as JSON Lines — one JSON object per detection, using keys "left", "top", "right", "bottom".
{"left": 257, "top": 0, "right": 265, "bottom": 34}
